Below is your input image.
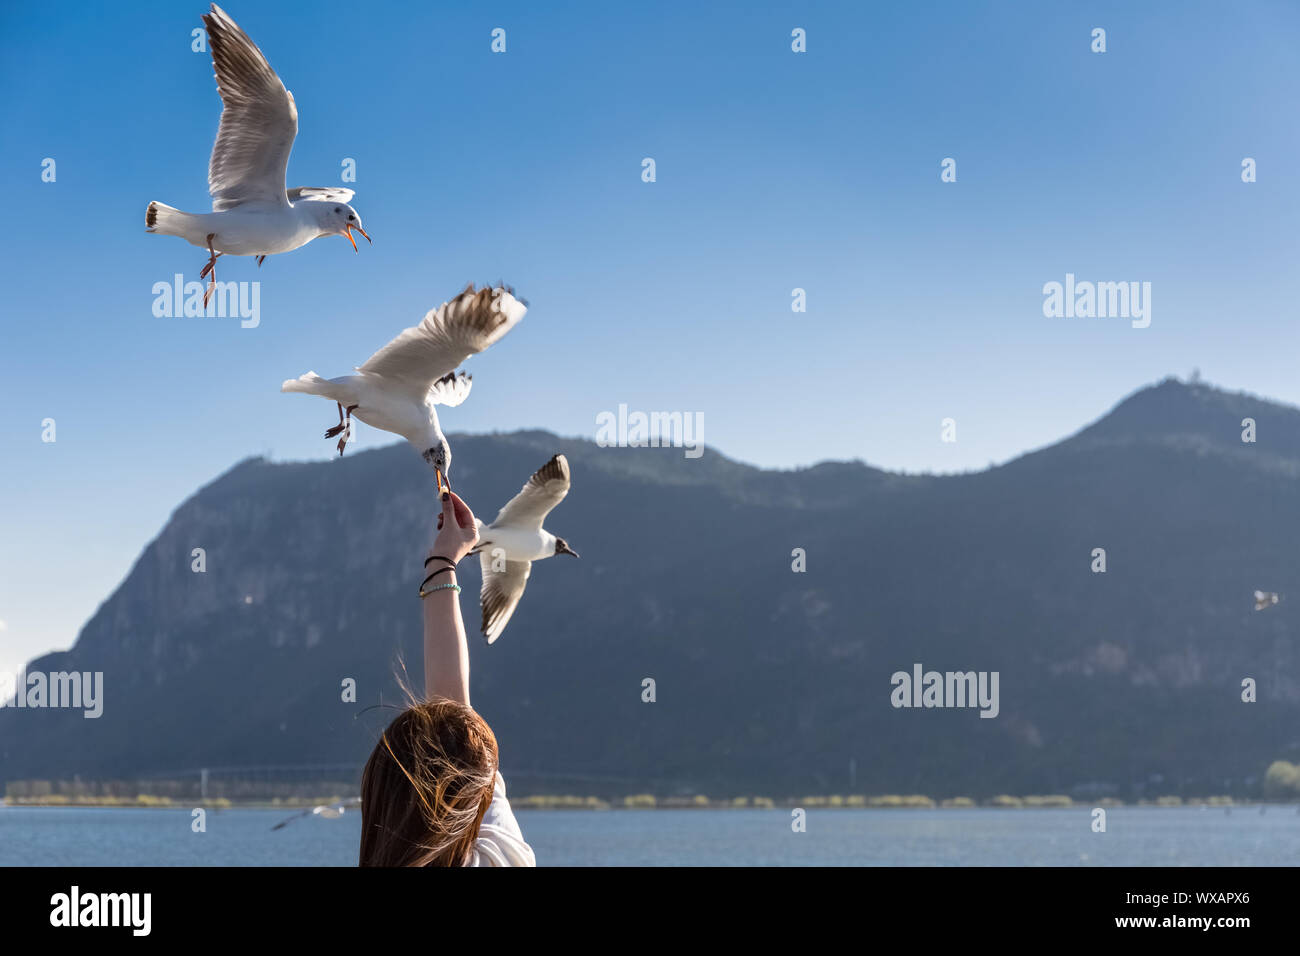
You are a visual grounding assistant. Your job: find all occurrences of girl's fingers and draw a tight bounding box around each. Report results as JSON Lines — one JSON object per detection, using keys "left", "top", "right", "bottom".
{"left": 449, "top": 491, "right": 475, "bottom": 529}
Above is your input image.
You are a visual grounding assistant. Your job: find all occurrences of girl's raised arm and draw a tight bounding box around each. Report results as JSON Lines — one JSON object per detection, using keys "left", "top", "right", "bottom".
{"left": 421, "top": 491, "right": 479, "bottom": 705}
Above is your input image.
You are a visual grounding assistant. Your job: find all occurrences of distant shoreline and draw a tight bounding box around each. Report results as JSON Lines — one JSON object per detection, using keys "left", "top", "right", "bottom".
{"left": 4, "top": 795, "right": 1295, "bottom": 811}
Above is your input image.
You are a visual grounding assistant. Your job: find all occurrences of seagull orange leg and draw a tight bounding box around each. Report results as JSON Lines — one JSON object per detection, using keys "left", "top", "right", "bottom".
{"left": 256, "top": 255, "right": 266, "bottom": 267}
{"left": 332, "top": 405, "right": 358, "bottom": 456}
{"left": 202, "top": 234, "right": 219, "bottom": 308}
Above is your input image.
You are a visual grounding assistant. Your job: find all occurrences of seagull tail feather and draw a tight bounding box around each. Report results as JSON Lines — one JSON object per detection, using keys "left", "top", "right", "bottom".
{"left": 281, "top": 372, "right": 345, "bottom": 399}
{"left": 144, "top": 201, "right": 193, "bottom": 236}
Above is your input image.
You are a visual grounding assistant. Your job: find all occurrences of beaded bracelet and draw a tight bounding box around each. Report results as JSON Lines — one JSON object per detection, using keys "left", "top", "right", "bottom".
{"left": 419, "top": 566, "right": 455, "bottom": 591}
{"left": 419, "top": 582, "right": 462, "bottom": 599}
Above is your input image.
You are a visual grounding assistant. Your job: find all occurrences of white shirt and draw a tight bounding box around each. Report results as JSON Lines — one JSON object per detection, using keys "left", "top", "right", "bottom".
{"left": 467, "top": 772, "right": 536, "bottom": 867}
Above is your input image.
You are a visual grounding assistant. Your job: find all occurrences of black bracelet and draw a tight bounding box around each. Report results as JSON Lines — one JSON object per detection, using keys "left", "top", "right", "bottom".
{"left": 424, "top": 554, "right": 457, "bottom": 569}
{"left": 419, "top": 565, "right": 456, "bottom": 591}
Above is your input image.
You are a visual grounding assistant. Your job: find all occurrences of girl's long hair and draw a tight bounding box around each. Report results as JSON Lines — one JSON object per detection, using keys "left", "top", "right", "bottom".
{"left": 359, "top": 696, "right": 499, "bottom": 866}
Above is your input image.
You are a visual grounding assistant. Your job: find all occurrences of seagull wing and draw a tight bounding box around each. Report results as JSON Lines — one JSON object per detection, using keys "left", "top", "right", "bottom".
{"left": 356, "top": 285, "right": 527, "bottom": 403}
{"left": 287, "top": 187, "right": 354, "bottom": 204}
{"left": 270, "top": 808, "right": 311, "bottom": 831}
{"left": 491, "top": 454, "right": 571, "bottom": 529}
{"left": 479, "top": 557, "right": 532, "bottom": 645}
{"left": 428, "top": 371, "right": 473, "bottom": 408}
{"left": 203, "top": 4, "right": 298, "bottom": 211}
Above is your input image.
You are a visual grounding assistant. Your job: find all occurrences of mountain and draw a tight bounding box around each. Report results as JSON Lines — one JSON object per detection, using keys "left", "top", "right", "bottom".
{"left": 3, "top": 377, "right": 1299, "bottom": 799}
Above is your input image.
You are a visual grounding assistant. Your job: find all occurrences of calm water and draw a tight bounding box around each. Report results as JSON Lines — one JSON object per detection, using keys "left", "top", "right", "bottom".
{"left": 2, "top": 805, "right": 1297, "bottom": 866}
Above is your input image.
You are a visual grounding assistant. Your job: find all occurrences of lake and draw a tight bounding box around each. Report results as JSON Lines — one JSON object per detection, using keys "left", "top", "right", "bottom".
{"left": 1, "top": 805, "right": 1297, "bottom": 866}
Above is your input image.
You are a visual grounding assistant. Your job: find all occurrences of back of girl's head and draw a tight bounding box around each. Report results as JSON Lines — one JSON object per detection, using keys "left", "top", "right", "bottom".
{"left": 359, "top": 697, "right": 499, "bottom": 866}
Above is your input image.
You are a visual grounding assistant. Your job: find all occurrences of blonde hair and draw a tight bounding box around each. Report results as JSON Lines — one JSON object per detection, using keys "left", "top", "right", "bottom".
{"left": 359, "top": 697, "right": 499, "bottom": 866}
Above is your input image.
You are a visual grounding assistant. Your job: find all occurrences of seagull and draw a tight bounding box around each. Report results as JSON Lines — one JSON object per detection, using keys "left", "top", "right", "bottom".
{"left": 474, "top": 454, "right": 579, "bottom": 644}
{"left": 145, "top": 4, "right": 370, "bottom": 308}
{"left": 270, "top": 796, "right": 360, "bottom": 831}
{"left": 280, "top": 284, "right": 526, "bottom": 494}
{"left": 1254, "top": 590, "right": 1280, "bottom": 611}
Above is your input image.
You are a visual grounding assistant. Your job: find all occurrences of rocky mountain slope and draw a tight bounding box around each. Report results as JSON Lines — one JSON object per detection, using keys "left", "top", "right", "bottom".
{"left": 3, "top": 378, "right": 1298, "bottom": 798}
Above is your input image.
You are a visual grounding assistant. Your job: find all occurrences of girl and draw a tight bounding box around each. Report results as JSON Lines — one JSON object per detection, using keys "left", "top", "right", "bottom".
{"left": 358, "top": 491, "right": 535, "bottom": 866}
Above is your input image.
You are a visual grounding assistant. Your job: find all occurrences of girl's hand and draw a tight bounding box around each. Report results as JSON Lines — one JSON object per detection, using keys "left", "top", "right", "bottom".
{"left": 431, "top": 491, "right": 479, "bottom": 565}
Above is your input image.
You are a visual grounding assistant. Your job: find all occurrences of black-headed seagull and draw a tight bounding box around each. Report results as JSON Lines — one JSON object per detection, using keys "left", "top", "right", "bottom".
{"left": 474, "top": 454, "right": 579, "bottom": 644}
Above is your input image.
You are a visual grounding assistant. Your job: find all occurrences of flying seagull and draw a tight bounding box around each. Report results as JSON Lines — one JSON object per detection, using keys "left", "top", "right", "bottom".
{"left": 281, "top": 284, "right": 526, "bottom": 494}
{"left": 145, "top": 4, "right": 370, "bottom": 307}
{"left": 1254, "top": 590, "right": 1280, "bottom": 611}
{"left": 270, "top": 796, "right": 360, "bottom": 831}
{"left": 474, "top": 454, "right": 579, "bottom": 644}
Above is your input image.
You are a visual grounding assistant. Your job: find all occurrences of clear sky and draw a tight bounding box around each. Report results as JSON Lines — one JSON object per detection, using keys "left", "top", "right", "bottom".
{"left": 2, "top": 0, "right": 1298, "bottom": 674}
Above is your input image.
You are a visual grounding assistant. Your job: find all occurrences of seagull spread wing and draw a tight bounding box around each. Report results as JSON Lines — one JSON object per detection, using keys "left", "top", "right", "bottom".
{"left": 270, "top": 808, "right": 310, "bottom": 831}
{"left": 479, "top": 557, "right": 533, "bottom": 645}
{"left": 203, "top": 4, "right": 298, "bottom": 211}
{"left": 287, "top": 187, "right": 355, "bottom": 204}
{"left": 356, "top": 285, "right": 527, "bottom": 403}
{"left": 492, "top": 454, "right": 571, "bottom": 529}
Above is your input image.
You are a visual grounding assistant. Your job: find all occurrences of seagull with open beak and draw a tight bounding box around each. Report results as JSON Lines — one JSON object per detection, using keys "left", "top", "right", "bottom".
{"left": 144, "top": 4, "right": 372, "bottom": 307}
{"left": 341, "top": 215, "right": 372, "bottom": 252}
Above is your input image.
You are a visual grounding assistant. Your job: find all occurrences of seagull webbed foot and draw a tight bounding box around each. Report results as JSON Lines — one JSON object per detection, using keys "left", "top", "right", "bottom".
{"left": 199, "top": 252, "right": 223, "bottom": 281}
{"left": 324, "top": 402, "right": 346, "bottom": 439}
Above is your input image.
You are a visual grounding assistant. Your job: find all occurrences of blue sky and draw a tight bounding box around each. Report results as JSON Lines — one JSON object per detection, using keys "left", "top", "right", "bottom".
{"left": 1, "top": 0, "right": 1298, "bottom": 673}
